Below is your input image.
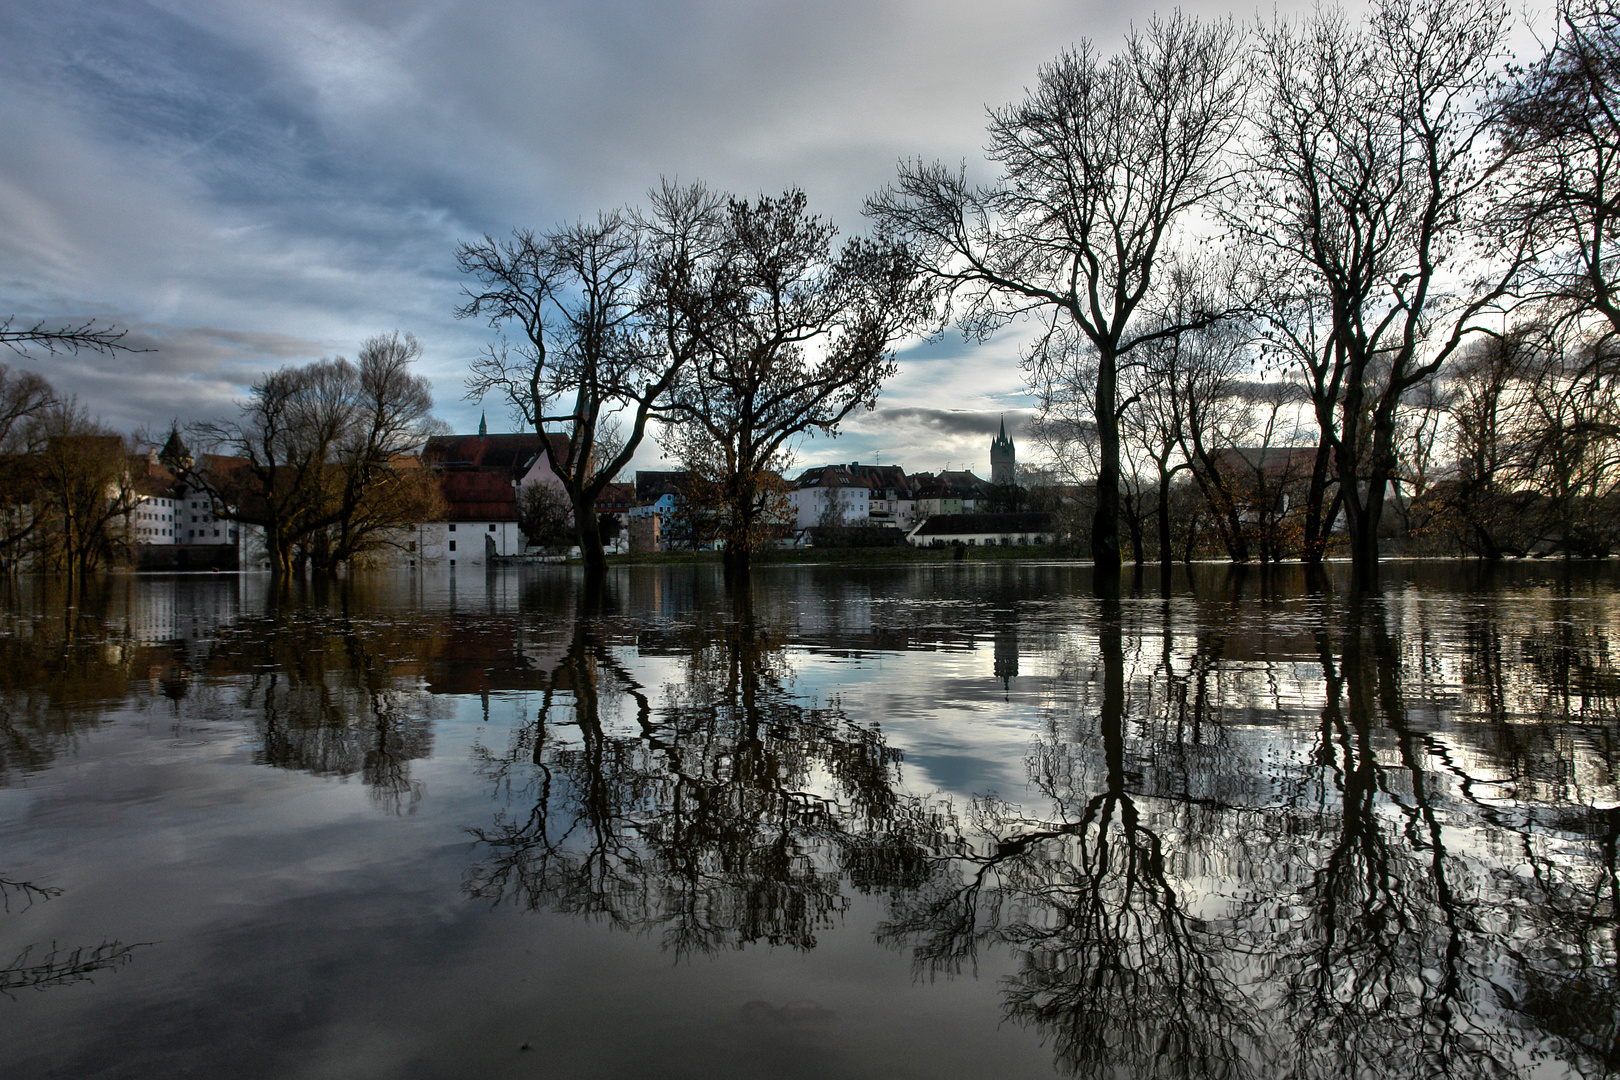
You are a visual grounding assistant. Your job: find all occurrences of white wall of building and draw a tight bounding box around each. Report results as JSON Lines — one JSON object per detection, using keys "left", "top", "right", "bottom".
{"left": 410, "top": 520, "right": 526, "bottom": 566}
{"left": 789, "top": 485, "right": 869, "bottom": 529}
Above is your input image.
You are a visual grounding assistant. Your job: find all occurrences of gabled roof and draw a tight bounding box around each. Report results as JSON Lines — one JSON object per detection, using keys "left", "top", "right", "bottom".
{"left": 794, "top": 463, "right": 873, "bottom": 490}
{"left": 439, "top": 470, "right": 519, "bottom": 522}
{"left": 914, "top": 470, "right": 992, "bottom": 498}
{"left": 422, "top": 432, "right": 564, "bottom": 477}
{"left": 1209, "top": 446, "right": 1318, "bottom": 479}
{"left": 598, "top": 482, "right": 635, "bottom": 513}
{"left": 635, "top": 471, "right": 689, "bottom": 500}
{"left": 851, "top": 464, "right": 913, "bottom": 495}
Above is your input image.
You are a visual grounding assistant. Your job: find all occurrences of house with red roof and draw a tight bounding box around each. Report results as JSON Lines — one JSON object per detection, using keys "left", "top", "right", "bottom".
{"left": 407, "top": 426, "right": 572, "bottom": 567}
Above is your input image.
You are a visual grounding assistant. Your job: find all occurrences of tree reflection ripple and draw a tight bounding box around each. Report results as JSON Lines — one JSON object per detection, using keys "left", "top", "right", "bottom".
{"left": 3, "top": 566, "right": 1620, "bottom": 1078}
{"left": 461, "top": 569, "right": 1620, "bottom": 1078}
{"left": 464, "top": 590, "right": 961, "bottom": 955}
{"left": 875, "top": 580, "right": 1620, "bottom": 1079}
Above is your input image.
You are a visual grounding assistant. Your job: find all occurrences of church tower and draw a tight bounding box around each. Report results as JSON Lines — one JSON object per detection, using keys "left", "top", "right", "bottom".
{"left": 990, "top": 415, "right": 1016, "bottom": 486}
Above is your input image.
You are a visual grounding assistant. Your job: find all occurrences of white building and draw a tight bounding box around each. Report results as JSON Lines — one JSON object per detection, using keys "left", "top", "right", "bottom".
{"left": 789, "top": 464, "right": 871, "bottom": 529}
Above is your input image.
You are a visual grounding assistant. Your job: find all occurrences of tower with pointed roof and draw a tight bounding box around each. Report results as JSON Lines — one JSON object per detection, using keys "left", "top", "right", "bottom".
{"left": 990, "top": 415, "right": 1016, "bottom": 486}
{"left": 159, "top": 425, "right": 193, "bottom": 473}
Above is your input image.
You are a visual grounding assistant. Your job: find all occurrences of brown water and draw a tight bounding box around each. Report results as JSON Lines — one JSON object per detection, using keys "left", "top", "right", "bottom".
{"left": 0, "top": 561, "right": 1616, "bottom": 1079}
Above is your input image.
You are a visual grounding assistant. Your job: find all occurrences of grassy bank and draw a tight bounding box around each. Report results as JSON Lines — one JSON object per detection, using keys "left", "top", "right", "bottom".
{"left": 601, "top": 544, "right": 1078, "bottom": 567}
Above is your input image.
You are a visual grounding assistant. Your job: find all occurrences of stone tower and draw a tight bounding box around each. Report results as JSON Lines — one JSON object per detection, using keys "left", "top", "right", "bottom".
{"left": 990, "top": 415, "right": 1016, "bottom": 486}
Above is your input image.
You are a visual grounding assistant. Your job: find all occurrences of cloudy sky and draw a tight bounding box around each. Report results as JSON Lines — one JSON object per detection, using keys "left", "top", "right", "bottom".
{"left": 0, "top": 0, "right": 1271, "bottom": 478}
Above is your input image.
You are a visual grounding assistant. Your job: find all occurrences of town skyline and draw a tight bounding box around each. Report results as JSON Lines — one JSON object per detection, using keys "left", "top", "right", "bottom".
{"left": 0, "top": 0, "right": 1237, "bottom": 476}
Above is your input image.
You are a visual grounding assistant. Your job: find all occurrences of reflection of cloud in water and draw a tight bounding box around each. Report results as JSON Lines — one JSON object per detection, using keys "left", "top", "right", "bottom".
{"left": 902, "top": 753, "right": 1018, "bottom": 799}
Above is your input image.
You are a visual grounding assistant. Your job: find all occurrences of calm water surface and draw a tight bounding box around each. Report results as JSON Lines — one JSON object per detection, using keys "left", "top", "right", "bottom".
{"left": 1, "top": 562, "right": 1617, "bottom": 1079}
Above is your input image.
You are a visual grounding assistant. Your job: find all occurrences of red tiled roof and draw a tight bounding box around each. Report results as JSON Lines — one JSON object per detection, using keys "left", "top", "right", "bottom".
{"left": 422, "top": 432, "right": 565, "bottom": 476}
{"left": 439, "top": 471, "right": 518, "bottom": 522}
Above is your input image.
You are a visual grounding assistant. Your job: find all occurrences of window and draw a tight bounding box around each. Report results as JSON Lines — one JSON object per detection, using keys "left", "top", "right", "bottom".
{"left": 448, "top": 540, "right": 456, "bottom": 552}
{"left": 488, "top": 523, "right": 496, "bottom": 532}
{"left": 407, "top": 541, "right": 417, "bottom": 553}
{"left": 448, "top": 523, "right": 456, "bottom": 532}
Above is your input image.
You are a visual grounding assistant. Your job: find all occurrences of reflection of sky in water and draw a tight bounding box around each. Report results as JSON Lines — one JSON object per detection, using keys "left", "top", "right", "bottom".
{"left": 2, "top": 563, "right": 1620, "bottom": 1079}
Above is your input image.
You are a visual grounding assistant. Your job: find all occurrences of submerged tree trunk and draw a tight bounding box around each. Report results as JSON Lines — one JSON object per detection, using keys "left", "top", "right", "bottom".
{"left": 1093, "top": 347, "right": 1123, "bottom": 579}
{"left": 572, "top": 497, "right": 608, "bottom": 577}
{"left": 1157, "top": 472, "right": 1174, "bottom": 574}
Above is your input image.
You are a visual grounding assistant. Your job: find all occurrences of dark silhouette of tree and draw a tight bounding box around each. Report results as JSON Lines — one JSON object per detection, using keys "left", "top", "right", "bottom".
{"left": 460, "top": 183, "right": 721, "bottom": 575}
{"left": 1492, "top": 0, "right": 1620, "bottom": 341}
{"left": 0, "top": 871, "right": 144, "bottom": 999}
{"left": 661, "top": 190, "right": 926, "bottom": 575}
{"left": 869, "top": 13, "right": 1245, "bottom": 580}
{"left": 465, "top": 588, "right": 955, "bottom": 955}
{"left": 0, "top": 317, "right": 135, "bottom": 359}
{"left": 192, "top": 333, "right": 442, "bottom": 581}
{"left": 1242, "top": 0, "right": 1520, "bottom": 586}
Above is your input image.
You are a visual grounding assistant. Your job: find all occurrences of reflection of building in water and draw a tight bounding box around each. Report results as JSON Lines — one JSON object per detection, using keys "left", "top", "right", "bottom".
{"left": 127, "top": 577, "right": 243, "bottom": 646}
{"left": 994, "top": 622, "right": 1019, "bottom": 692}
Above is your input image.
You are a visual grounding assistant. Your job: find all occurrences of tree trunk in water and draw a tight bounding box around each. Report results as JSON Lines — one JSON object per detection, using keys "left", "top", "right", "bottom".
{"left": 1300, "top": 440, "right": 1334, "bottom": 564}
{"left": 1124, "top": 498, "right": 1145, "bottom": 566}
{"left": 723, "top": 542, "right": 751, "bottom": 577}
{"left": 1157, "top": 473, "right": 1174, "bottom": 575}
{"left": 1349, "top": 497, "right": 1382, "bottom": 593}
{"left": 1092, "top": 348, "right": 1122, "bottom": 579}
{"left": 573, "top": 496, "right": 608, "bottom": 577}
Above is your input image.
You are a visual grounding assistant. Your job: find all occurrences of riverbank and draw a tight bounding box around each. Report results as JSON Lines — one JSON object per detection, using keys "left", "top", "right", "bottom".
{"left": 603, "top": 544, "right": 1077, "bottom": 567}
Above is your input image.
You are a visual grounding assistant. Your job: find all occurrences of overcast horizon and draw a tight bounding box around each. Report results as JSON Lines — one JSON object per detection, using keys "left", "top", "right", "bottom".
{"left": 0, "top": 0, "right": 1338, "bottom": 479}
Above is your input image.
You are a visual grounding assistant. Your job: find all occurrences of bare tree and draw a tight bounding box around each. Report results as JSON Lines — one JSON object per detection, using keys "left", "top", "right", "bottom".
{"left": 0, "top": 365, "right": 56, "bottom": 571}
{"left": 30, "top": 402, "right": 140, "bottom": 577}
{"left": 1440, "top": 334, "right": 1538, "bottom": 555}
{"left": 517, "top": 482, "right": 574, "bottom": 553}
{"left": 1247, "top": 288, "right": 1346, "bottom": 563}
{"left": 0, "top": 317, "right": 137, "bottom": 360}
{"left": 661, "top": 189, "right": 925, "bottom": 573}
{"left": 308, "top": 332, "right": 442, "bottom": 570}
{"left": 0, "top": 365, "right": 53, "bottom": 449}
{"left": 459, "top": 183, "right": 721, "bottom": 575}
{"left": 192, "top": 337, "right": 441, "bottom": 581}
{"left": 1491, "top": 1, "right": 1620, "bottom": 344}
{"left": 868, "top": 13, "right": 1246, "bottom": 580}
{"left": 1154, "top": 320, "right": 1255, "bottom": 563}
{"left": 1241, "top": 0, "right": 1519, "bottom": 584}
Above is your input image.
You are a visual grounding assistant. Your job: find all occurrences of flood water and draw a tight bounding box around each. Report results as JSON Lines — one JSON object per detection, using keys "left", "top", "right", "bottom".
{"left": 1, "top": 561, "right": 1618, "bottom": 1079}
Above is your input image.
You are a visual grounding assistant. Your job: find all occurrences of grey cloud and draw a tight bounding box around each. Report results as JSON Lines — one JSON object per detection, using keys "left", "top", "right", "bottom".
{"left": 0, "top": 0, "right": 1299, "bottom": 451}
{"left": 117, "top": 324, "right": 328, "bottom": 373}
{"left": 864, "top": 408, "right": 1033, "bottom": 438}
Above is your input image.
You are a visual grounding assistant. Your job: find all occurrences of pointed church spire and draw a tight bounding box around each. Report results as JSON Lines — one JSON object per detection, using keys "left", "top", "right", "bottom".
{"left": 478, "top": 411, "right": 488, "bottom": 438}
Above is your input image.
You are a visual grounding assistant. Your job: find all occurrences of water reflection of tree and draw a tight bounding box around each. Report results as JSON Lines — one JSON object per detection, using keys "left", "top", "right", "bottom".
{"left": 236, "top": 602, "right": 439, "bottom": 813}
{"left": 1453, "top": 589, "right": 1620, "bottom": 1072}
{"left": 0, "top": 577, "right": 146, "bottom": 782}
{"left": 881, "top": 599, "right": 1263, "bottom": 1079}
{"left": 878, "top": 590, "right": 1620, "bottom": 1079}
{"left": 466, "top": 591, "right": 957, "bottom": 956}
{"left": 0, "top": 873, "right": 143, "bottom": 999}
{"left": 1265, "top": 600, "right": 1502, "bottom": 1078}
